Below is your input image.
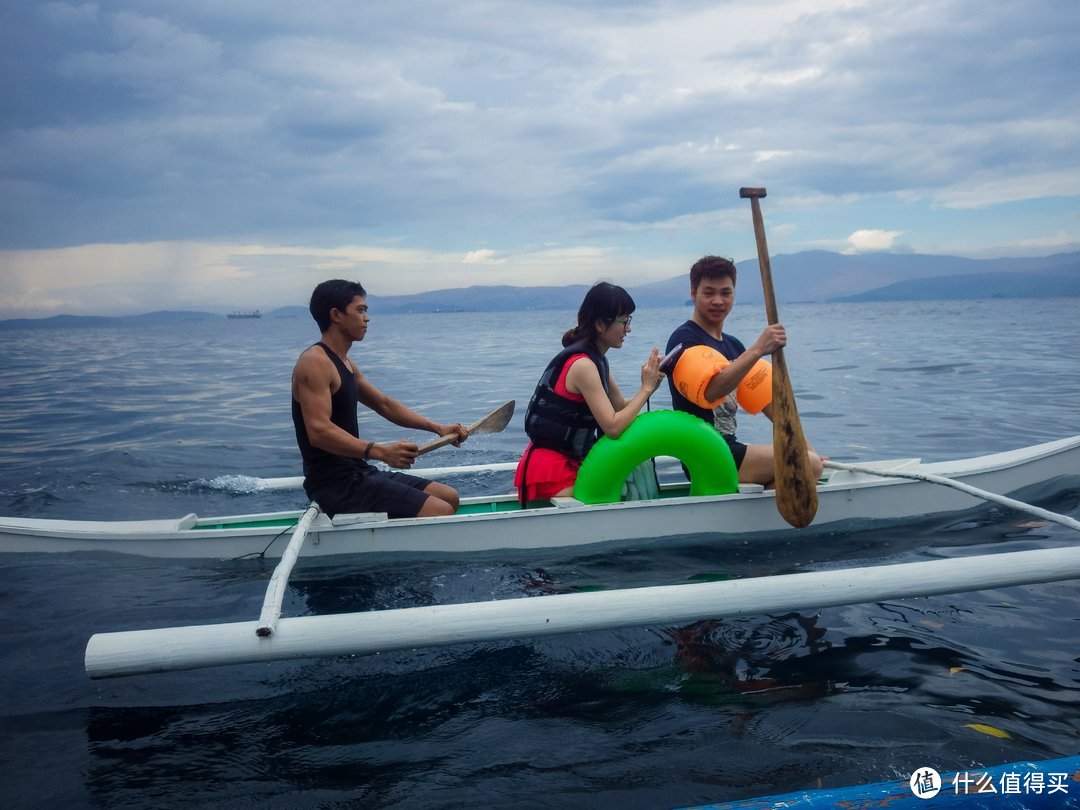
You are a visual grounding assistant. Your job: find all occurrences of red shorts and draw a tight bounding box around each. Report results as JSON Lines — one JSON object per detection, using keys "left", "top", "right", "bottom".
{"left": 514, "top": 443, "right": 580, "bottom": 501}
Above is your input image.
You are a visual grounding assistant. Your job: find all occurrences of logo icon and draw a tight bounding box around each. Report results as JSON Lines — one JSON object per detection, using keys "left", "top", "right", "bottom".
{"left": 910, "top": 767, "right": 942, "bottom": 799}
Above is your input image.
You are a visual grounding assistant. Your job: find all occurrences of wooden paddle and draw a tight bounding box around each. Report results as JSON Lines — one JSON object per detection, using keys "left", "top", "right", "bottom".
{"left": 739, "top": 187, "right": 818, "bottom": 528}
{"left": 417, "top": 399, "right": 516, "bottom": 455}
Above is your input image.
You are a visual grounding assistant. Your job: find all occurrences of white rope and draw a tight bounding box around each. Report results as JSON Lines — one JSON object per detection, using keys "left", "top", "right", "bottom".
{"left": 256, "top": 503, "right": 320, "bottom": 637}
{"left": 824, "top": 460, "right": 1080, "bottom": 534}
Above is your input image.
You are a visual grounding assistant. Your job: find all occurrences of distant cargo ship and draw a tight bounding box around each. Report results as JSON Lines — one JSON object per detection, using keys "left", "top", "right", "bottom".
{"left": 227, "top": 310, "right": 262, "bottom": 319}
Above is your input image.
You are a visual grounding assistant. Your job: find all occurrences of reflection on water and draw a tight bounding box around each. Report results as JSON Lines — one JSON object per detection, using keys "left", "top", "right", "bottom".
{"left": 600, "top": 615, "right": 837, "bottom": 706}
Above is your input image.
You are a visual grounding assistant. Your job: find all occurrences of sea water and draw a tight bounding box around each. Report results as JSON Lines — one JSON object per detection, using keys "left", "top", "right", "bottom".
{"left": 0, "top": 299, "right": 1078, "bottom": 808}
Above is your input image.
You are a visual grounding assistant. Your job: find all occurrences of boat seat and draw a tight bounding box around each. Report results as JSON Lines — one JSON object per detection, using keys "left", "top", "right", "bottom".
{"left": 176, "top": 513, "right": 199, "bottom": 531}
{"left": 550, "top": 496, "right": 584, "bottom": 508}
{"left": 326, "top": 512, "right": 388, "bottom": 526}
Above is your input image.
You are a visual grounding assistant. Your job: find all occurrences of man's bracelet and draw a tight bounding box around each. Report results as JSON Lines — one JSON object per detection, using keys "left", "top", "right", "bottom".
{"left": 364, "top": 441, "right": 376, "bottom": 461}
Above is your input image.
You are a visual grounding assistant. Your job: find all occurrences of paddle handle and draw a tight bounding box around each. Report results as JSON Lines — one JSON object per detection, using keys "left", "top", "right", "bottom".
{"left": 743, "top": 189, "right": 781, "bottom": 327}
{"left": 417, "top": 432, "right": 459, "bottom": 456}
{"left": 740, "top": 187, "right": 819, "bottom": 528}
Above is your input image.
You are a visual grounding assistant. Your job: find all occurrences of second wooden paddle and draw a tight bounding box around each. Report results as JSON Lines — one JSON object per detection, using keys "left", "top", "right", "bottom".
{"left": 739, "top": 187, "right": 818, "bottom": 528}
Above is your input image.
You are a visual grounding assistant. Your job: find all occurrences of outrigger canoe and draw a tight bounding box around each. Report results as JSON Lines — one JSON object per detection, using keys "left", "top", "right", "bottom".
{"left": 79, "top": 435, "right": 1080, "bottom": 677}
{"left": 4, "top": 435, "right": 1080, "bottom": 560}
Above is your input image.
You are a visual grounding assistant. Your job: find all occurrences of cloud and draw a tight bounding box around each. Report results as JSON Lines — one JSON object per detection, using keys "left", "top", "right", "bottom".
{"left": 1, "top": 0, "right": 1079, "bottom": 316}
{"left": 845, "top": 229, "right": 903, "bottom": 253}
{"left": 41, "top": 2, "right": 98, "bottom": 25}
{"left": 462, "top": 249, "right": 504, "bottom": 265}
{"left": 936, "top": 167, "right": 1080, "bottom": 209}
{"left": 0, "top": 240, "right": 655, "bottom": 318}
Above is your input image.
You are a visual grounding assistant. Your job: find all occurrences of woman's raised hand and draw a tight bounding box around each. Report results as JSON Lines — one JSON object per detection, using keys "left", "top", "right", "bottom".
{"left": 641, "top": 347, "right": 663, "bottom": 393}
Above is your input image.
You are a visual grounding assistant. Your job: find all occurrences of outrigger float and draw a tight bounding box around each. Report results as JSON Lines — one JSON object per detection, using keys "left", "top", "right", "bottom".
{"left": 85, "top": 538, "right": 1080, "bottom": 679}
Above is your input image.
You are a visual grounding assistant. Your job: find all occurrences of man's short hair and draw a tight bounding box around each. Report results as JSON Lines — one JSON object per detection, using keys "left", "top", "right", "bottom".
{"left": 690, "top": 256, "right": 737, "bottom": 290}
{"left": 309, "top": 279, "right": 367, "bottom": 332}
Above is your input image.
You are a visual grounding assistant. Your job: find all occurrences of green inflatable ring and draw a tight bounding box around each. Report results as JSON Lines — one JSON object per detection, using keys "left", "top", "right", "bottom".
{"left": 573, "top": 410, "right": 738, "bottom": 504}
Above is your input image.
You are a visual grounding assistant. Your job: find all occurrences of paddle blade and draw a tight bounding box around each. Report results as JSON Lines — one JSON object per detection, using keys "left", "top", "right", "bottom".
{"left": 469, "top": 399, "right": 515, "bottom": 436}
{"left": 417, "top": 400, "right": 516, "bottom": 455}
{"left": 770, "top": 354, "right": 819, "bottom": 528}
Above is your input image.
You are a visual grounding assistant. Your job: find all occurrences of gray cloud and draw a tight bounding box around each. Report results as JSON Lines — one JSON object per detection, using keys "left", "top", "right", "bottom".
{"left": 1, "top": 0, "right": 1078, "bottom": 315}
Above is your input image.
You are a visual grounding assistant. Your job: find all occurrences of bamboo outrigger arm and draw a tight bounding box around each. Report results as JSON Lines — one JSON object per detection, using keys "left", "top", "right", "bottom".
{"left": 256, "top": 503, "right": 320, "bottom": 637}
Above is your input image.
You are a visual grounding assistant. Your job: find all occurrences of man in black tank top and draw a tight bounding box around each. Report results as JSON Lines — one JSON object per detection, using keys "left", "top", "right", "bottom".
{"left": 291, "top": 280, "right": 468, "bottom": 518}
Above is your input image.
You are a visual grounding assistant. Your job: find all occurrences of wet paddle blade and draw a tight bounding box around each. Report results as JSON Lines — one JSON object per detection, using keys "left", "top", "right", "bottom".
{"left": 770, "top": 355, "right": 819, "bottom": 528}
{"left": 467, "top": 399, "right": 516, "bottom": 436}
{"left": 417, "top": 400, "right": 516, "bottom": 455}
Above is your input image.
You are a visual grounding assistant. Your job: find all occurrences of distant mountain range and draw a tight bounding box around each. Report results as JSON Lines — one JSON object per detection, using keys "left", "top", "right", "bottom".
{"left": 354, "top": 249, "right": 1080, "bottom": 312}
{"left": 0, "top": 310, "right": 224, "bottom": 328}
{"left": 2, "top": 250, "right": 1078, "bottom": 325}
{"left": 640, "top": 249, "right": 1080, "bottom": 305}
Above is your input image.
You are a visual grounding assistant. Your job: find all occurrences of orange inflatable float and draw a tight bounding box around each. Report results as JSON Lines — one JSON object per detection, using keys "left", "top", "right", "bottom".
{"left": 735, "top": 357, "right": 771, "bottom": 414}
{"left": 672, "top": 344, "right": 772, "bottom": 414}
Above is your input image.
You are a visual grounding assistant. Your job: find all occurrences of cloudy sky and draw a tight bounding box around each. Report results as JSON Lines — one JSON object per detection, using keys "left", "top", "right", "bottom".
{"left": 2, "top": 0, "right": 1079, "bottom": 317}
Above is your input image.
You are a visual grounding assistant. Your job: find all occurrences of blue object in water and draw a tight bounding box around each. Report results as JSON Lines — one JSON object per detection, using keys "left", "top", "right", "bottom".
{"left": 680, "top": 755, "right": 1080, "bottom": 809}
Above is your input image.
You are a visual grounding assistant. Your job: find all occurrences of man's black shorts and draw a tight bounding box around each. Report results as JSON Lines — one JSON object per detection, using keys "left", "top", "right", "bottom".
{"left": 721, "top": 434, "right": 748, "bottom": 469}
{"left": 308, "top": 466, "right": 431, "bottom": 519}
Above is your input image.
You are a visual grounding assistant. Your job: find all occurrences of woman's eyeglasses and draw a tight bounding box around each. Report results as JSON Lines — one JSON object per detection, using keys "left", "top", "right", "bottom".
{"left": 609, "top": 316, "right": 632, "bottom": 328}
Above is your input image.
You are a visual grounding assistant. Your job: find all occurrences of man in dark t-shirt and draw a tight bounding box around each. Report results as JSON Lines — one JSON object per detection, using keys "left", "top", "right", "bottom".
{"left": 291, "top": 279, "right": 468, "bottom": 518}
{"left": 665, "top": 256, "right": 824, "bottom": 487}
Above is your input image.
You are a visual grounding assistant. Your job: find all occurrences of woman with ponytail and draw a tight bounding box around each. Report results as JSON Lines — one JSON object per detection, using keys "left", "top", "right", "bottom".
{"left": 515, "top": 282, "right": 664, "bottom": 503}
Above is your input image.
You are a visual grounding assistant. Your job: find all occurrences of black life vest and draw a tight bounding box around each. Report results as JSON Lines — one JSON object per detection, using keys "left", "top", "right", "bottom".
{"left": 523, "top": 340, "right": 610, "bottom": 459}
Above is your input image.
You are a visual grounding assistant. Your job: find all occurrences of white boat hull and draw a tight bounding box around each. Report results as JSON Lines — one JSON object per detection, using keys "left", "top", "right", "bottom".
{"left": 4, "top": 436, "right": 1080, "bottom": 560}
